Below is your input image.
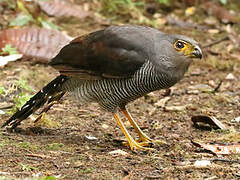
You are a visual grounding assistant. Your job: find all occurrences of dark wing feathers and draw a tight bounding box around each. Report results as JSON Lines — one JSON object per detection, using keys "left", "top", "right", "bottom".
{"left": 49, "top": 25, "right": 161, "bottom": 79}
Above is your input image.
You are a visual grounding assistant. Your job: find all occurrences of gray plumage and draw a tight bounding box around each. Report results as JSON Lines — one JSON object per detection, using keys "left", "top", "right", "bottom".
{"left": 2, "top": 25, "right": 202, "bottom": 129}
{"left": 62, "top": 61, "right": 176, "bottom": 112}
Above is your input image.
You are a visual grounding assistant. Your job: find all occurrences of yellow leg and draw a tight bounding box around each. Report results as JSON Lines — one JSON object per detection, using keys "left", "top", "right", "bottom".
{"left": 113, "top": 113, "right": 153, "bottom": 151}
{"left": 121, "top": 108, "right": 164, "bottom": 146}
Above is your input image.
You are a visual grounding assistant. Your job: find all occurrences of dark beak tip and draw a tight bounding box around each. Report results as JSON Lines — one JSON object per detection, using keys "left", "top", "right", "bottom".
{"left": 198, "top": 53, "right": 203, "bottom": 59}
{"left": 193, "top": 48, "right": 203, "bottom": 59}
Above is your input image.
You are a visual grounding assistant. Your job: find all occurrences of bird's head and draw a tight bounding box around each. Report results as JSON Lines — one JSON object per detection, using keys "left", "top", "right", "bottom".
{"left": 155, "top": 34, "right": 202, "bottom": 64}
{"left": 153, "top": 33, "right": 202, "bottom": 79}
{"left": 168, "top": 34, "right": 202, "bottom": 60}
{"left": 154, "top": 34, "right": 202, "bottom": 69}
{"left": 172, "top": 35, "right": 202, "bottom": 59}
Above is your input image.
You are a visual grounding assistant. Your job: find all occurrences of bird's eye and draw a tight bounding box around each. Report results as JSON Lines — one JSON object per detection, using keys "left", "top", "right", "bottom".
{"left": 175, "top": 41, "right": 185, "bottom": 49}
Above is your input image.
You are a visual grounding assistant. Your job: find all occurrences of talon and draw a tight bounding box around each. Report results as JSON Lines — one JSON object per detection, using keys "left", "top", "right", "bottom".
{"left": 122, "top": 140, "right": 154, "bottom": 151}
{"left": 136, "top": 137, "right": 166, "bottom": 145}
{"left": 114, "top": 113, "right": 154, "bottom": 151}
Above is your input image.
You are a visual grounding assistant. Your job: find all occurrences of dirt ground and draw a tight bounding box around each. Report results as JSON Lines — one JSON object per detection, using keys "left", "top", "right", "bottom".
{"left": 0, "top": 1, "right": 240, "bottom": 180}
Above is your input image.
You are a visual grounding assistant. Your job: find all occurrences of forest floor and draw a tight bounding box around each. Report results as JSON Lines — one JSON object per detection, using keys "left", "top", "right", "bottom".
{"left": 0, "top": 0, "right": 240, "bottom": 179}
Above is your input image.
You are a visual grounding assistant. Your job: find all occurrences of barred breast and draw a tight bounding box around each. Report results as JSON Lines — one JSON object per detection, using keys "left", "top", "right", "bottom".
{"left": 62, "top": 61, "right": 177, "bottom": 112}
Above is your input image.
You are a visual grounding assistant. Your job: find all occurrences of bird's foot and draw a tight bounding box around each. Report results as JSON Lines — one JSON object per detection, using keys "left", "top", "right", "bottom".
{"left": 136, "top": 134, "right": 167, "bottom": 146}
{"left": 122, "top": 135, "right": 165, "bottom": 150}
{"left": 122, "top": 140, "right": 154, "bottom": 151}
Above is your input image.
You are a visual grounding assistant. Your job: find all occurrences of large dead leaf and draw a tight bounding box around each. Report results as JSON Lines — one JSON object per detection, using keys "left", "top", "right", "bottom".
{"left": 192, "top": 115, "right": 227, "bottom": 130}
{"left": 36, "top": 0, "right": 90, "bottom": 19}
{"left": 0, "top": 28, "right": 72, "bottom": 63}
{"left": 192, "top": 141, "right": 240, "bottom": 155}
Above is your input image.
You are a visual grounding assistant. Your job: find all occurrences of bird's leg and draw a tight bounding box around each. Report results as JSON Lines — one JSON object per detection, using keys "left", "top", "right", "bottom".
{"left": 113, "top": 113, "right": 153, "bottom": 151}
{"left": 121, "top": 108, "right": 164, "bottom": 146}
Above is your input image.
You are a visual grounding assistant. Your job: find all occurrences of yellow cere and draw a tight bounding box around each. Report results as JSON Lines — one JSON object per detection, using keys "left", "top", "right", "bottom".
{"left": 174, "top": 40, "right": 195, "bottom": 57}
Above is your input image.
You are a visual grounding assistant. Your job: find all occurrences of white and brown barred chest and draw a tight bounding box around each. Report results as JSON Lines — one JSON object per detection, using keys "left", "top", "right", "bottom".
{"left": 61, "top": 61, "right": 181, "bottom": 112}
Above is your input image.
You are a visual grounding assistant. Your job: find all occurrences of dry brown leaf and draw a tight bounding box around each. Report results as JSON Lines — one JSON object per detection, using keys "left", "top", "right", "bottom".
{"left": 229, "top": 53, "right": 240, "bottom": 61}
{"left": 36, "top": 0, "right": 90, "bottom": 19}
{"left": 0, "top": 28, "right": 72, "bottom": 63}
{"left": 73, "top": 161, "right": 84, "bottom": 168}
{"left": 101, "top": 124, "right": 109, "bottom": 129}
{"left": 188, "top": 84, "right": 214, "bottom": 93}
{"left": 192, "top": 115, "right": 227, "bottom": 130}
{"left": 192, "top": 141, "right": 240, "bottom": 155}
{"left": 108, "top": 149, "right": 129, "bottom": 156}
{"left": 164, "top": 105, "right": 186, "bottom": 112}
{"left": 154, "top": 97, "right": 171, "bottom": 108}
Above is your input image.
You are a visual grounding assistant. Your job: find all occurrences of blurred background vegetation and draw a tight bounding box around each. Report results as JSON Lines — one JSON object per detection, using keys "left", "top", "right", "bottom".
{"left": 1, "top": 0, "right": 239, "bottom": 68}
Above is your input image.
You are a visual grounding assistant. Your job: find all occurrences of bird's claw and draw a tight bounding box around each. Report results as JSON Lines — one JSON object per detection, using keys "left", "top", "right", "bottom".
{"left": 136, "top": 138, "right": 167, "bottom": 145}
{"left": 122, "top": 141, "right": 155, "bottom": 151}
{"left": 122, "top": 136, "right": 164, "bottom": 151}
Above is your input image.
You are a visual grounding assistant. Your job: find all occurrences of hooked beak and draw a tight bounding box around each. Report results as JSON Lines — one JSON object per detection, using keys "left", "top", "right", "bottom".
{"left": 192, "top": 46, "right": 202, "bottom": 59}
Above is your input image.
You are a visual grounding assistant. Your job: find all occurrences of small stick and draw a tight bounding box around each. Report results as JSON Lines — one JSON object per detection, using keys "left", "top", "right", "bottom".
{"left": 213, "top": 80, "right": 223, "bottom": 92}
{"left": 145, "top": 175, "right": 162, "bottom": 179}
{"left": 211, "top": 158, "right": 240, "bottom": 163}
{"left": 203, "top": 36, "right": 229, "bottom": 48}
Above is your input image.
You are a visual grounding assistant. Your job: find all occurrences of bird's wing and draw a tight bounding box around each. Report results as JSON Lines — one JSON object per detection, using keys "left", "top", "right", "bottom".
{"left": 49, "top": 25, "right": 160, "bottom": 79}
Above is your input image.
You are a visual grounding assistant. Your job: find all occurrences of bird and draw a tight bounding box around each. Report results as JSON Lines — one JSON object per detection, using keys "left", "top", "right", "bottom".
{"left": 2, "top": 25, "right": 202, "bottom": 151}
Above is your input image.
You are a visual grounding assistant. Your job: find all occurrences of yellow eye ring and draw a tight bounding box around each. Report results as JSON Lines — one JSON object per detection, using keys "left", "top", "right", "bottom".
{"left": 175, "top": 41, "right": 185, "bottom": 49}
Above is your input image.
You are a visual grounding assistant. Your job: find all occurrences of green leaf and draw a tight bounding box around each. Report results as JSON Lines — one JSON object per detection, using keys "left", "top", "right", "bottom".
{"left": 17, "top": 0, "right": 31, "bottom": 16}
{"left": 0, "top": 176, "right": 15, "bottom": 180}
{"left": 9, "top": 14, "right": 33, "bottom": 26}
{"left": 15, "top": 78, "right": 34, "bottom": 92}
{"left": 13, "top": 92, "right": 32, "bottom": 109}
{"left": 38, "top": 176, "right": 57, "bottom": 180}
{"left": 1, "top": 44, "right": 19, "bottom": 55}
{"left": 7, "top": 78, "right": 34, "bottom": 115}
{"left": 156, "top": 0, "right": 170, "bottom": 5}
{"left": 20, "top": 163, "right": 38, "bottom": 171}
{"left": 0, "top": 86, "right": 6, "bottom": 95}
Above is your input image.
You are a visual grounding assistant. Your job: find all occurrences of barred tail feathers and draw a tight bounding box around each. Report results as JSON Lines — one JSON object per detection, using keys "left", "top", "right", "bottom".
{"left": 2, "top": 75, "right": 68, "bottom": 129}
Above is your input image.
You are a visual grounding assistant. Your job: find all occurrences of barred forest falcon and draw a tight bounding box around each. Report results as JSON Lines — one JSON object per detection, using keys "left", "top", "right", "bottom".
{"left": 2, "top": 25, "right": 202, "bottom": 151}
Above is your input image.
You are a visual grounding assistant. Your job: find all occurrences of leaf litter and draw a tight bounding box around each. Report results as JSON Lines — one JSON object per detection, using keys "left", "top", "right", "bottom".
{"left": 0, "top": 28, "right": 72, "bottom": 62}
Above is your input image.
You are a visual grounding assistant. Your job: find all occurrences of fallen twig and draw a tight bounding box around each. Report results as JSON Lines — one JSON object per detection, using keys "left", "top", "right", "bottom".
{"left": 0, "top": 105, "right": 14, "bottom": 109}
{"left": 211, "top": 158, "right": 240, "bottom": 164}
{"left": 145, "top": 175, "right": 162, "bottom": 179}
{"left": 213, "top": 80, "right": 222, "bottom": 92}
{"left": 203, "top": 36, "right": 229, "bottom": 48}
{"left": 25, "top": 153, "right": 53, "bottom": 159}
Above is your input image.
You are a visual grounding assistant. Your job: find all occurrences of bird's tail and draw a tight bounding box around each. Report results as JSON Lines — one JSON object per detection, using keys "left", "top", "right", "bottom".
{"left": 2, "top": 75, "right": 68, "bottom": 129}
